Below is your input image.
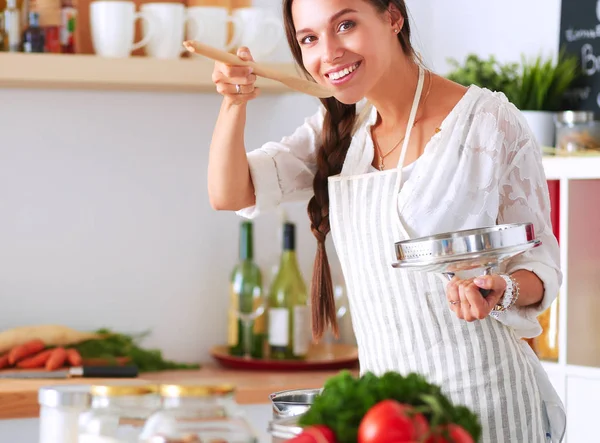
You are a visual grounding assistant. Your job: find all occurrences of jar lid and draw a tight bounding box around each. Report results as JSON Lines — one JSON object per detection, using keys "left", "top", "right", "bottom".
{"left": 91, "top": 382, "right": 158, "bottom": 397}
{"left": 159, "top": 383, "right": 236, "bottom": 398}
{"left": 555, "top": 111, "right": 595, "bottom": 124}
{"left": 38, "top": 385, "right": 91, "bottom": 408}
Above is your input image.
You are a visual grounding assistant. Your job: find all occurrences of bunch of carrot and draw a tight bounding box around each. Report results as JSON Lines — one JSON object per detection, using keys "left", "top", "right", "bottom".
{"left": 0, "top": 339, "right": 83, "bottom": 371}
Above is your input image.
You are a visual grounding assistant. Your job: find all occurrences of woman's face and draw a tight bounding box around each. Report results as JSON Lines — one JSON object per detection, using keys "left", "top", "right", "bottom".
{"left": 291, "top": 0, "right": 402, "bottom": 104}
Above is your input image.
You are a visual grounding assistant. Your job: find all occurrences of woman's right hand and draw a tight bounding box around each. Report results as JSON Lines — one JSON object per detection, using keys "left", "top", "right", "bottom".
{"left": 212, "top": 46, "right": 259, "bottom": 105}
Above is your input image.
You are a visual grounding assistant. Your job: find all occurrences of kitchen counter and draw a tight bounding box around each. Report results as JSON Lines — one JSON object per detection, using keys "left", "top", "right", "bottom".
{"left": 0, "top": 363, "right": 357, "bottom": 420}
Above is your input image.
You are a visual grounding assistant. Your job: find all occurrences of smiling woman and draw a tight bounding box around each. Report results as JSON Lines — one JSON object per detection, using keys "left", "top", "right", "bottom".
{"left": 205, "top": 1, "right": 565, "bottom": 442}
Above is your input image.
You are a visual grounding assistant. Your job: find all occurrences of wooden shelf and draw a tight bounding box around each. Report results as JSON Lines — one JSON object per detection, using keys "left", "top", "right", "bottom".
{"left": 0, "top": 52, "right": 299, "bottom": 94}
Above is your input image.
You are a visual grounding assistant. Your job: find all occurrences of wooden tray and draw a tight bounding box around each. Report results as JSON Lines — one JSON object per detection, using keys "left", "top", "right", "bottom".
{"left": 210, "top": 343, "right": 359, "bottom": 371}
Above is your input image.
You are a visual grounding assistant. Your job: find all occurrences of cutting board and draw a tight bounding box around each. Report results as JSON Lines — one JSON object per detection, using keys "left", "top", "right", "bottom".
{"left": 0, "top": 363, "right": 358, "bottom": 420}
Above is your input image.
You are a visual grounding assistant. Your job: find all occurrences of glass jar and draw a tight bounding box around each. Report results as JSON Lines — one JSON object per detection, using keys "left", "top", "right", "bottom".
{"left": 554, "top": 111, "right": 600, "bottom": 154}
{"left": 38, "top": 385, "right": 91, "bottom": 443}
{"left": 534, "top": 295, "right": 560, "bottom": 362}
{"left": 139, "top": 383, "right": 256, "bottom": 443}
{"left": 78, "top": 382, "right": 160, "bottom": 443}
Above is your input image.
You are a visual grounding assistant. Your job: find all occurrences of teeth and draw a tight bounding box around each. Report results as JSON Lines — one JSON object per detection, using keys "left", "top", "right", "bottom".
{"left": 329, "top": 63, "right": 359, "bottom": 80}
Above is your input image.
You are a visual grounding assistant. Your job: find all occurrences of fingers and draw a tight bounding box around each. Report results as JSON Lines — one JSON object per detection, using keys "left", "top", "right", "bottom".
{"left": 446, "top": 277, "right": 461, "bottom": 317}
{"left": 215, "top": 82, "right": 257, "bottom": 96}
{"left": 447, "top": 277, "right": 491, "bottom": 322}
{"left": 212, "top": 46, "right": 258, "bottom": 104}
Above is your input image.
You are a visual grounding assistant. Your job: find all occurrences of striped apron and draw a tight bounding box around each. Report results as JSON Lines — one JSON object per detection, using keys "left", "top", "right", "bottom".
{"left": 327, "top": 66, "right": 553, "bottom": 442}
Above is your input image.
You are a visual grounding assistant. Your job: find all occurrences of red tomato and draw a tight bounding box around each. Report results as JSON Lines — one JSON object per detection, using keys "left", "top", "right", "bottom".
{"left": 288, "top": 425, "right": 337, "bottom": 443}
{"left": 358, "top": 399, "right": 430, "bottom": 443}
{"left": 425, "top": 424, "right": 474, "bottom": 443}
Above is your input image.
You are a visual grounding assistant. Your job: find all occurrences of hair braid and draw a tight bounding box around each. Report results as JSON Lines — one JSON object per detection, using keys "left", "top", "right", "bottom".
{"left": 307, "top": 98, "right": 356, "bottom": 340}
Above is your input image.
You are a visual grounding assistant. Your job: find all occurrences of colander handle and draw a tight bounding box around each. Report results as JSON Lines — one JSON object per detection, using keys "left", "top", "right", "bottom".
{"left": 479, "top": 288, "right": 492, "bottom": 297}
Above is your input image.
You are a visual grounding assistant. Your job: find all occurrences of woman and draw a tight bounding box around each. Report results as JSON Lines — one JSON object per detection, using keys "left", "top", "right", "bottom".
{"left": 208, "top": 0, "right": 565, "bottom": 441}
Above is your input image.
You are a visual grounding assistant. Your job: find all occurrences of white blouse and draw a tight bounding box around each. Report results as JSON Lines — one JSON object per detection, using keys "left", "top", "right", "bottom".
{"left": 237, "top": 85, "right": 562, "bottom": 339}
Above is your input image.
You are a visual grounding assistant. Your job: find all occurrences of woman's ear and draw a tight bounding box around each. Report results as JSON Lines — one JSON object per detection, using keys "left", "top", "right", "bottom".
{"left": 387, "top": 4, "right": 405, "bottom": 33}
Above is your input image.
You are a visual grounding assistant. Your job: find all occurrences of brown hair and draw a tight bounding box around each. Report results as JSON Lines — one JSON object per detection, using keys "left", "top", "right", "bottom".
{"left": 282, "top": 0, "right": 416, "bottom": 340}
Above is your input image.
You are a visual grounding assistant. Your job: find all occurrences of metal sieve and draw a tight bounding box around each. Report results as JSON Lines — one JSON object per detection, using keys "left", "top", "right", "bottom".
{"left": 392, "top": 223, "right": 541, "bottom": 297}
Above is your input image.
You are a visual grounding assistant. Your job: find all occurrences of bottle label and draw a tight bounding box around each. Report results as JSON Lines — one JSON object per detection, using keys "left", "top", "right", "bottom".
{"left": 293, "top": 305, "right": 310, "bottom": 356}
{"left": 227, "top": 284, "right": 239, "bottom": 347}
{"left": 269, "top": 308, "right": 289, "bottom": 347}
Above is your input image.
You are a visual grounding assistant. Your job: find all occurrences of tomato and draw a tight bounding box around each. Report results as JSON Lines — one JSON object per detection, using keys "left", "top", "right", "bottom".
{"left": 425, "top": 424, "right": 474, "bottom": 443}
{"left": 288, "top": 425, "right": 337, "bottom": 443}
{"left": 358, "top": 399, "right": 430, "bottom": 443}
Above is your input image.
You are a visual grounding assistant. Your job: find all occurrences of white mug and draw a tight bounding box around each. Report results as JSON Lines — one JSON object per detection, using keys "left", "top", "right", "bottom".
{"left": 141, "top": 2, "right": 186, "bottom": 59}
{"left": 90, "top": 0, "right": 155, "bottom": 58}
{"left": 186, "top": 6, "right": 241, "bottom": 52}
{"left": 231, "top": 7, "right": 284, "bottom": 62}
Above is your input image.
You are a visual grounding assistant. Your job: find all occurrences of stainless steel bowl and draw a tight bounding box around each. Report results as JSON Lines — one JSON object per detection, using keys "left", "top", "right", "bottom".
{"left": 269, "top": 388, "right": 321, "bottom": 419}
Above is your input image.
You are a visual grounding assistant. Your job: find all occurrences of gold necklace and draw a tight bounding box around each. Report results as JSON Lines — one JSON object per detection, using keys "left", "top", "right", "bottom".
{"left": 373, "top": 70, "right": 433, "bottom": 171}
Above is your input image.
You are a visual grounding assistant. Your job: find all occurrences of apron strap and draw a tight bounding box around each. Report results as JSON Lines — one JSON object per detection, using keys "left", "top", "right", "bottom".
{"left": 394, "top": 65, "right": 426, "bottom": 239}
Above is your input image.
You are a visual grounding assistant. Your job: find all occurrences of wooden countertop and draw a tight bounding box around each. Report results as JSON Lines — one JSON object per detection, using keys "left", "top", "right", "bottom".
{"left": 0, "top": 363, "right": 357, "bottom": 420}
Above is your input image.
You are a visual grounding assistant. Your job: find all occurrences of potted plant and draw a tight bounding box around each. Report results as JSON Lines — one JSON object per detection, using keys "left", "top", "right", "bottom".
{"left": 446, "top": 54, "right": 520, "bottom": 97}
{"left": 446, "top": 51, "right": 581, "bottom": 149}
{"left": 506, "top": 50, "right": 580, "bottom": 148}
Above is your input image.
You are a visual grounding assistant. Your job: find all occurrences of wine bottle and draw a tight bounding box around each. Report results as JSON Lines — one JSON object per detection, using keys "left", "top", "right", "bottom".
{"left": 228, "top": 221, "right": 266, "bottom": 359}
{"left": 268, "top": 222, "right": 310, "bottom": 360}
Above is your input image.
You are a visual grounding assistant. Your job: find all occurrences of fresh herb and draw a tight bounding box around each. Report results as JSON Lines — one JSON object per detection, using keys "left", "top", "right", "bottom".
{"left": 70, "top": 328, "right": 200, "bottom": 372}
{"left": 298, "top": 370, "right": 482, "bottom": 443}
{"left": 446, "top": 53, "right": 520, "bottom": 96}
{"left": 445, "top": 50, "right": 581, "bottom": 112}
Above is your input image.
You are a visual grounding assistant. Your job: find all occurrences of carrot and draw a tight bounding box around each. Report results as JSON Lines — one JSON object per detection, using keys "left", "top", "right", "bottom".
{"left": 66, "top": 348, "right": 82, "bottom": 367}
{"left": 8, "top": 339, "right": 46, "bottom": 365}
{"left": 45, "top": 347, "right": 67, "bottom": 371}
{"left": 0, "top": 325, "right": 105, "bottom": 354}
{"left": 0, "top": 353, "right": 9, "bottom": 369}
{"left": 16, "top": 349, "right": 54, "bottom": 369}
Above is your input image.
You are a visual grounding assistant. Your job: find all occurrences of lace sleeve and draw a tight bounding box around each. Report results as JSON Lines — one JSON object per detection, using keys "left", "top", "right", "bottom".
{"left": 236, "top": 106, "right": 325, "bottom": 219}
{"left": 493, "top": 127, "right": 562, "bottom": 338}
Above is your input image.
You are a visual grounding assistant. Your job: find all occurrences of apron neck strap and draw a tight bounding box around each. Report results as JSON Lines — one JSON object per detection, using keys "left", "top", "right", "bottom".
{"left": 393, "top": 65, "right": 426, "bottom": 240}
{"left": 397, "top": 65, "right": 425, "bottom": 171}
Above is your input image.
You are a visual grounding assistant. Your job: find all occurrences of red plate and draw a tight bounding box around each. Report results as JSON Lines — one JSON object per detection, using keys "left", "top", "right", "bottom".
{"left": 210, "top": 343, "right": 359, "bottom": 371}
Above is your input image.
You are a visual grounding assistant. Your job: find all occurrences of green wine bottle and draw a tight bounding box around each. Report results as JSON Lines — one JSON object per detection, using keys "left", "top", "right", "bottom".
{"left": 228, "top": 221, "right": 266, "bottom": 358}
{"left": 268, "top": 222, "right": 310, "bottom": 360}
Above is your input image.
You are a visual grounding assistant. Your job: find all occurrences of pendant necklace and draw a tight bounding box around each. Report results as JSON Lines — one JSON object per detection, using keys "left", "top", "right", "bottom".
{"left": 373, "top": 70, "right": 435, "bottom": 171}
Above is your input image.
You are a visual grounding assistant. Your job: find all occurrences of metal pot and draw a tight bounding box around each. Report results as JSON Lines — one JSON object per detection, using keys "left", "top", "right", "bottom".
{"left": 268, "top": 388, "right": 321, "bottom": 442}
{"left": 269, "top": 388, "right": 321, "bottom": 419}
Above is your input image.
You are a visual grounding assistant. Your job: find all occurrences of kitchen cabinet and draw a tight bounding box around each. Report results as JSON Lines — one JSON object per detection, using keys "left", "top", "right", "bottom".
{"left": 539, "top": 155, "right": 600, "bottom": 443}
{"left": 0, "top": 52, "right": 297, "bottom": 94}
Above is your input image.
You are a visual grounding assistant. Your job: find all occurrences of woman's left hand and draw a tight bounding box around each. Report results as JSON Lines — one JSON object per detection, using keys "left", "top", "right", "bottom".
{"left": 446, "top": 275, "right": 507, "bottom": 322}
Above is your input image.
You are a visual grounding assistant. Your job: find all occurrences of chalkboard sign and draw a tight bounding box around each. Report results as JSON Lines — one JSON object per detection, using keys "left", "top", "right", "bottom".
{"left": 560, "top": 0, "right": 600, "bottom": 111}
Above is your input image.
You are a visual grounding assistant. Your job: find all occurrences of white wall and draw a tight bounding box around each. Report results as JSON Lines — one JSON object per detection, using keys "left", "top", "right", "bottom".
{"left": 410, "top": 0, "right": 563, "bottom": 74}
{"left": 0, "top": 0, "right": 564, "bottom": 364}
{"left": 0, "top": 89, "right": 321, "bottom": 362}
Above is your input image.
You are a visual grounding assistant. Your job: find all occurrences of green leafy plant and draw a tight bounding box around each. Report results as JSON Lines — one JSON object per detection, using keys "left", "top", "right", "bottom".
{"left": 446, "top": 54, "right": 520, "bottom": 96}
{"left": 509, "top": 50, "right": 580, "bottom": 111}
{"left": 298, "top": 370, "right": 481, "bottom": 443}
{"left": 71, "top": 328, "right": 200, "bottom": 372}
{"left": 446, "top": 50, "right": 581, "bottom": 111}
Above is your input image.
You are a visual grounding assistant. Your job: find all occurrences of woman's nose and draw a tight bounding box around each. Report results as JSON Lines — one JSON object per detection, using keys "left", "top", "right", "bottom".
{"left": 321, "top": 35, "right": 344, "bottom": 64}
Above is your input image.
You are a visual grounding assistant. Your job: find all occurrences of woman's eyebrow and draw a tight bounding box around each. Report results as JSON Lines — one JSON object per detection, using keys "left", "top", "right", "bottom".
{"left": 295, "top": 8, "right": 358, "bottom": 36}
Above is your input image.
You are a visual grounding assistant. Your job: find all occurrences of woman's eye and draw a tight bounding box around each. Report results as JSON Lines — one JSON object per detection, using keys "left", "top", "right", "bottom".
{"left": 300, "top": 35, "right": 317, "bottom": 45}
{"left": 338, "top": 20, "right": 355, "bottom": 32}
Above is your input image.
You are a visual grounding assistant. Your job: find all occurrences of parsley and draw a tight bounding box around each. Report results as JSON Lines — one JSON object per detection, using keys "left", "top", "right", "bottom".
{"left": 298, "top": 370, "right": 482, "bottom": 443}
{"left": 71, "top": 328, "right": 200, "bottom": 373}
